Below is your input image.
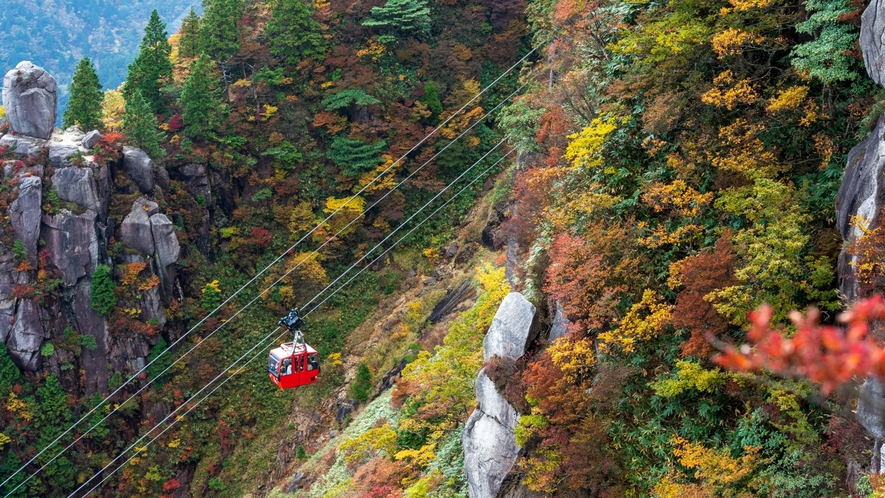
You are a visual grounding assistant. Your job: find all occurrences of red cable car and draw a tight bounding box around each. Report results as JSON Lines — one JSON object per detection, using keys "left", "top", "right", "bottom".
{"left": 268, "top": 309, "right": 320, "bottom": 389}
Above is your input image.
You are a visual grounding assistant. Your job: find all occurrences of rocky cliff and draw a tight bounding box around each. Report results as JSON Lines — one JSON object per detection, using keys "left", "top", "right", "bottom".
{"left": 0, "top": 61, "right": 185, "bottom": 394}
{"left": 462, "top": 292, "right": 540, "bottom": 498}
{"left": 837, "top": 0, "right": 885, "bottom": 470}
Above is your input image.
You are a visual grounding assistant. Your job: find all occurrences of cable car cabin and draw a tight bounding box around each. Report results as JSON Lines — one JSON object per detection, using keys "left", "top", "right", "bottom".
{"left": 267, "top": 342, "right": 320, "bottom": 389}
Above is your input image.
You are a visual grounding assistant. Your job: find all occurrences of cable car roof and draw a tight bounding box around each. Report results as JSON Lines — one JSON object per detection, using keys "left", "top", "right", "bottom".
{"left": 270, "top": 342, "right": 318, "bottom": 358}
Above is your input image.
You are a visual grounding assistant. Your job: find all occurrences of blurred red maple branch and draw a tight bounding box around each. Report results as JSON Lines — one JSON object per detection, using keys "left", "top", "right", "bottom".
{"left": 714, "top": 295, "right": 885, "bottom": 395}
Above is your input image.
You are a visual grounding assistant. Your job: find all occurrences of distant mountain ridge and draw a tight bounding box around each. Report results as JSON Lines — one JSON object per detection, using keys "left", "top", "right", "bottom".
{"left": 0, "top": 0, "right": 199, "bottom": 123}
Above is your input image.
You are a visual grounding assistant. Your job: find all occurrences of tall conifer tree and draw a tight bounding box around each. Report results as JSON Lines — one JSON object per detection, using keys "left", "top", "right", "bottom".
{"left": 199, "top": 0, "right": 244, "bottom": 64}
{"left": 178, "top": 7, "right": 202, "bottom": 59}
{"left": 265, "top": 0, "right": 326, "bottom": 66}
{"left": 123, "top": 90, "right": 164, "bottom": 161}
{"left": 124, "top": 10, "right": 173, "bottom": 114}
{"left": 63, "top": 57, "right": 103, "bottom": 131}
{"left": 181, "top": 54, "right": 224, "bottom": 141}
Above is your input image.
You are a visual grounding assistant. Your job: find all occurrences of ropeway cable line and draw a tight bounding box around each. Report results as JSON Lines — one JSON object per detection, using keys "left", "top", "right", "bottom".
{"left": 0, "top": 49, "right": 536, "bottom": 495}
{"left": 70, "top": 141, "right": 515, "bottom": 497}
{"left": 1, "top": 84, "right": 522, "bottom": 497}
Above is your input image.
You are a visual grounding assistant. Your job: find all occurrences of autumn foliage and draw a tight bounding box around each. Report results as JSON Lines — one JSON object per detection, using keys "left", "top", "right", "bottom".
{"left": 716, "top": 295, "right": 885, "bottom": 395}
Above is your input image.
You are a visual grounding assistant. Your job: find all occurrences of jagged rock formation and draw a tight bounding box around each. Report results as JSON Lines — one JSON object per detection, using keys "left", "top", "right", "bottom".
{"left": 838, "top": 1, "right": 885, "bottom": 460}
{"left": 2, "top": 61, "right": 57, "bottom": 139}
{"left": 0, "top": 63, "right": 185, "bottom": 384}
{"left": 863, "top": 1, "right": 885, "bottom": 87}
{"left": 463, "top": 292, "right": 540, "bottom": 498}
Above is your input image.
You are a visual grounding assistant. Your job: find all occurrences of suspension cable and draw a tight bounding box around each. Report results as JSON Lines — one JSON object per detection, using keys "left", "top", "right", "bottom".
{"left": 71, "top": 142, "right": 514, "bottom": 498}
{"left": 0, "top": 50, "right": 534, "bottom": 495}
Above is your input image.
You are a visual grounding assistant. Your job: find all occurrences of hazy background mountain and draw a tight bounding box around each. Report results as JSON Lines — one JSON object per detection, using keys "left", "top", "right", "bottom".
{"left": 0, "top": 0, "right": 200, "bottom": 123}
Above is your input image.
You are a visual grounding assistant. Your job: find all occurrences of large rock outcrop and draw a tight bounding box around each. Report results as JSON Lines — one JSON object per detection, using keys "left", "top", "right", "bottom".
{"left": 463, "top": 292, "right": 541, "bottom": 498}
{"left": 839, "top": 1, "right": 885, "bottom": 461}
{"left": 863, "top": 1, "right": 885, "bottom": 87}
{"left": 9, "top": 173, "right": 43, "bottom": 264}
{"left": 122, "top": 146, "right": 157, "bottom": 194}
{"left": 119, "top": 198, "right": 180, "bottom": 295}
{"left": 41, "top": 209, "right": 99, "bottom": 287}
{"left": 2, "top": 61, "right": 57, "bottom": 139}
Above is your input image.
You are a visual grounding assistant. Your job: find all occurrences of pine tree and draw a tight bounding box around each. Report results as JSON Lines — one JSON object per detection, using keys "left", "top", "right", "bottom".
{"left": 123, "top": 90, "right": 164, "bottom": 160}
{"left": 200, "top": 0, "right": 244, "bottom": 64}
{"left": 265, "top": 0, "right": 326, "bottom": 66}
{"left": 181, "top": 53, "right": 224, "bottom": 141}
{"left": 0, "top": 343, "right": 19, "bottom": 397}
{"left": 362, "top": 0, "right": 431, "bottom": 44}
{"left": 90, "top": 264, "right": 118, "bottom": 316}
{"left": 124, "top": 10, "right": 173, "bottom": 114}
{"left": 178, "top": 7, "right": 202, "bottom": 59}
{"left": 62, "top": 57, "right": 103, "bottom": 131}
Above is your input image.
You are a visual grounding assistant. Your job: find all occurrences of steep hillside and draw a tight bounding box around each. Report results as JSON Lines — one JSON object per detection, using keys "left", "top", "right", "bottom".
{"left": 4, "top": 0, "right": 885, "bottom": 497}
{"left": 0, "top": 0, "right": 529, "bottom": 496}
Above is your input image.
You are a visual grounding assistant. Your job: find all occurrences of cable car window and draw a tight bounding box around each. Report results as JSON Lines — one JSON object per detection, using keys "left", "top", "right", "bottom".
{"left": 268, "top": 354, "right": 280, "bottom": 377}
{"left": 281, "top": 358, "right": 292, "bottom": 376}
{"left": 296, "top": 355, "right": 303, "bottom": 372}
{"left": 307, "top": 354, "right": 318, "bottom": 371}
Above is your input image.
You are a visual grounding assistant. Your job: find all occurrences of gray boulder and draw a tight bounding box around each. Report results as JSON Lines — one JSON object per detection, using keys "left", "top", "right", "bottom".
{"left": 137, "top": 284, "right": 166, "bottom": 328}
{"left": 0, "top": 134, "right": 48, "bottom": 155}
{"left": 483, "top": 292, "right": 541, "bottom": 361}
{"left": 119, "top": 198, "right": 159, "bottom": 256}
{"left": 122, "top": 146, "right": 156, "bottom": 194}
{"left": 859, "top": 378, "right": 885, "bottom": 440}
{"left": 48, "top": 143, "right": 81, "bottom": 168}
{"left": 7, "top": 299, "right": 45, "bottom": 370}
{"left": 2, "top": 61, "right": 57, "bottom": 139}
{"left": 150, "top": 213, "right": 180, "bottom": 270}
{"left": 0, "top": 297, "right": 15, "bottom": 345}
{"left": 463, "top": 372, "right": 520, "bottom": 498}
{"left": 81, "top": 130, "right": 102, "bottom": 149}
{"left": 862, "top": 1, "right": 885, "bottom": 87}
{"left": 41, "top": 209, "right": 99, "bottom": 286}
{"left": 548, "top": 300, "right": 570, "bottom": 342}
{"left": 9, "top": 175, "right": 43, "bottom": 263}
{"left": 51, "top": 166, "right": 102, "bottom": 213}
{"left": 464, "top": 291, "right": 539, "bottom": 498}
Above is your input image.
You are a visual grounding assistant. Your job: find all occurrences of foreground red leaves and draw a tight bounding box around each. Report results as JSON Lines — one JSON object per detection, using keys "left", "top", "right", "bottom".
{"left": 715, "top": 295, "right": 885, "bottom": 394}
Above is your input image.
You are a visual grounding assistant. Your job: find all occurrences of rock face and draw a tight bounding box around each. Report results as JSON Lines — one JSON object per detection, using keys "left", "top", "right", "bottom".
{"left": 9, "top": 175, "right": 43, "bottom": 264}
{"left": 2, "top": 62, "right": 57, "bottom": 139}
{"left": 837, "top": 12, "right": 885, "bottom": 456}
{"left": 0, "top": 134, "right": 48, "bottom": 155}
{"left": 122, "top": 146, "right": 156, "bottom": 194}
{"left": 463, "top": 292, "right": 540, "bottom": 498}
{"left": 52, "top": 166, "right": 103, "bottom": 215}
{"left": 41, "top": 210, "right": 99, "bottom": 287}
{"left": 862, "top": 1, "right": 885, "bottom": 87}
{"left": 120, "top": 198, "right": 180, "bottom": 295}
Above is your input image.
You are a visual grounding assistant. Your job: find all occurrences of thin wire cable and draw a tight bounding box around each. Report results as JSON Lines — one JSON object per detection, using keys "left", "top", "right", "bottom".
{"left": 1, "top": 57, "right": 533, "bottom": 496}
{"left": 301, "top": 138, "right": 508, "bottom": 312}
{"left": 72, "top": 143, "right": 514, "bottom": 498}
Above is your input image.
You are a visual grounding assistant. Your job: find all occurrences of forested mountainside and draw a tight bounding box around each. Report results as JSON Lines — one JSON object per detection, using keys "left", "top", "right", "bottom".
{"left": 1, "top": 0, "right": 885, "bottom": 496}
{"left": 0, "top": 0, "right": 198, "bottom": 119}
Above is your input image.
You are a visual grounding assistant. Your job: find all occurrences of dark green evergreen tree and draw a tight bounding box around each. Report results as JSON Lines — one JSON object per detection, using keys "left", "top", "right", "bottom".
{"left": 181, "top": 54, "right": 224, "bottom": 141}
{"left": 0, "top": 343, "right": 19, "bottom": 397}
{"left": 90, "top": 264, "right": 118, "bottom": 316}
{"left": 265, "top": 0, "right": 326, "bottom": 66}
{"left": 421, "top": 81, "right": 442, "bottom": 119}
{"left": 326, "top": 135, "right": 388, "bottom": 176}
{"left": 362, "top": 0, "right": 431, "bottom": 43}
{"left": 124, "top": 10, "right": 173, "bottom": 114}
{"left": 62, "top": 57, "right": 103, "bottom": 131}
{"left": 35, "top": 375, "right": 75, "bottom": 495}
{"left": 350, "top": 363, "right": 372, "bottom": 404}
{"left": 199, "top": 0, "right": 244, "bottom": 64}
{"left": 178, "top": 7, "right": 202, "bottom": 59}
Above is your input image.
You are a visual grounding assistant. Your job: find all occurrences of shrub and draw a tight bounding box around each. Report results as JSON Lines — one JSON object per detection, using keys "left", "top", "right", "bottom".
{"left": 351, "top": 363, "right": 372, "bottom": 404}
